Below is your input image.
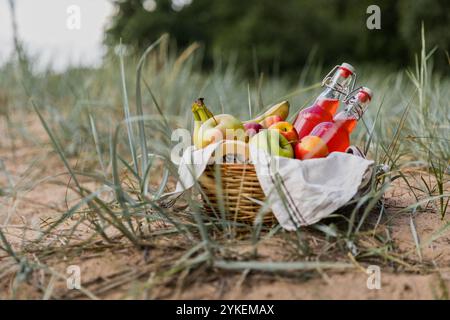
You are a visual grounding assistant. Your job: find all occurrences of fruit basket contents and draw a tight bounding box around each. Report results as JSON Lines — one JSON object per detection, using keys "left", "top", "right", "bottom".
{"left": 177, "top": 62, "right": 376, "bottom": 228}
{"left": 191, "top": 62, "right": 372, "bottom": 162}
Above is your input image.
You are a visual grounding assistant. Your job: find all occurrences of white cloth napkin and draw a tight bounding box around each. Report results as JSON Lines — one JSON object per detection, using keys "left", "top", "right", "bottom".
{"left": 170, "top": 141, "right": 373, "bottom": 230}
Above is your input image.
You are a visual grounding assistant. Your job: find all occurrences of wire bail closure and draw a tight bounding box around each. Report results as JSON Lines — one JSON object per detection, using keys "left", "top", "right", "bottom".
{"left": 321, "top": 65, "right": 357, "bottom": 96}
{"left": 343, "top": 86, "right": 364, "bottom": 104}
{"left": 343, "top": 86, "right": 366, "bottom": 119}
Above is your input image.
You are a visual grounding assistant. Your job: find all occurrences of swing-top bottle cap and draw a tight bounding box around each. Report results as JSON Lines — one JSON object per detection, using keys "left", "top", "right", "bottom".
{"left": 345, "top": 86, "right": 373, "bottom": 119}
{"left": 359, "top": 87, "right": 373, "bottom": 101}
{"left": 339, "top": 62, "right": 355, "bottom": 76}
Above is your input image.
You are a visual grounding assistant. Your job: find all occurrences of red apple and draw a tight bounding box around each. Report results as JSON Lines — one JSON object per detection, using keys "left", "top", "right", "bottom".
{"left": 295, "top": 136, "right": 329, "bottom": 160}
{"left": 261, "top": 115, "right": 283, "bottom": 128}
{"left": 244, "top": 122, "right": 263, "bottom": 138}
{"left": 268, "top": 121, "right": 298, "bottom": 143}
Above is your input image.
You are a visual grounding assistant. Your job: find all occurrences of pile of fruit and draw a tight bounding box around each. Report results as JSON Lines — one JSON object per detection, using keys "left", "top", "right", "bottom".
{"left": 191, "top": 98, "right": 326, "bottom": 161}
{"left": 191, "top": 63, "right": 372, "bottom": 162}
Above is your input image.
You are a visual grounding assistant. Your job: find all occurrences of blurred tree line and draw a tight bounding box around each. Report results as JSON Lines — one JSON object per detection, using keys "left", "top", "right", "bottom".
{"left": 105, "top": 0, "right": 449, "bottom": 74}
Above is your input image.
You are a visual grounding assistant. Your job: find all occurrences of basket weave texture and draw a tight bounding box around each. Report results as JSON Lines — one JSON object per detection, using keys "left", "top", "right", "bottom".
{"left": 199, "top": 164, "right": 275, "bottom": 224}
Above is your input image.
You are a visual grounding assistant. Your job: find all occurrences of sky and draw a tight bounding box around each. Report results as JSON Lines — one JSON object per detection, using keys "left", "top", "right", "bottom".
{"left": 0, "top": 0, "right": 115, "bottom": 71}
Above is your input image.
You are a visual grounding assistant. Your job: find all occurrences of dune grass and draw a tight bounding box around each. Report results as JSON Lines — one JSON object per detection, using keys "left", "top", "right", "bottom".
{"left": 0, "top": 30, "right": 448, "bottom": 299}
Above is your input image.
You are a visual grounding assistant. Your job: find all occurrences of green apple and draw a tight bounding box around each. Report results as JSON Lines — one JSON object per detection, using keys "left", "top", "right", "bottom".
{"left": 249, "top": 129, "right": 294, "bottom": 158}
{"left": 197, "top": 114, "right": 245, "bottom": 148}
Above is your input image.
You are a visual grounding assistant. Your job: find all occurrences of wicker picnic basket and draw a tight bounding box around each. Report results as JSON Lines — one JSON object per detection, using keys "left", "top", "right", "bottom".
{"left": 198, "top": 163, "right": 275, "bottom": 224}
{"left": 197, "top": 146, "right": 372, "bottom": 225}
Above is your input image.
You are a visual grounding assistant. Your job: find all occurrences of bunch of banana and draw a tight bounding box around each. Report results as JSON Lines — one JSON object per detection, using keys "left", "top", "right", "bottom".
{"left": 192, "top": 98, "right": 215, "bottom": 148}
{"left": 243, "top": 100, "right": 290, "bottom": 124}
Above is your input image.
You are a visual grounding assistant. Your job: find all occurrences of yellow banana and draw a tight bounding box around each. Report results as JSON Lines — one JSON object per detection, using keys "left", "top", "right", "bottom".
{"left": 192, "top": 98, "right": 214, "bottom": 148}
{"left": 244, "top": 100, "right": 289, "bottom": 124}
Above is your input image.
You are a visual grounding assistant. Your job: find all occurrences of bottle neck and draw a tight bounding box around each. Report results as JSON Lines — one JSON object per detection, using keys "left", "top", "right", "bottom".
{"left": 344, "top": 93, "right": 370, "bottom": 120}
{"left": 320, "top": 87, "right": 341, "bottom": 100}
{"left": 333, "top": 92, "right": 371, "bottom": 133}
{"left": 320, "top": 68, "right": 353, "bottom": 100}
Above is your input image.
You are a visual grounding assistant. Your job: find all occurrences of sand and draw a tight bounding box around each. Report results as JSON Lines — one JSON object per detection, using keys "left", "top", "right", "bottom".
{"left": 0, "top": 114, "right": 449, "bottom": 299}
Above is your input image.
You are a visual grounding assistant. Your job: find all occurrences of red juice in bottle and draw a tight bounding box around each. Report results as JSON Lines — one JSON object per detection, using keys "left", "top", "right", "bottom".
{"left": 293, "top": 62, "right": 356, "bottom": 139}
{"left": 310, "top": 87, "right": 373, "bottom": 153}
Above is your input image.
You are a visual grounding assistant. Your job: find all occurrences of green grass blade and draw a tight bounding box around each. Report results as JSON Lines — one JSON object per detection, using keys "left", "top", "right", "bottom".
{"left": 118, "top": 47, "right": 138, "bottom": 174}
{"left": 135, "top": 35, "right": 167, "bottom": 184}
